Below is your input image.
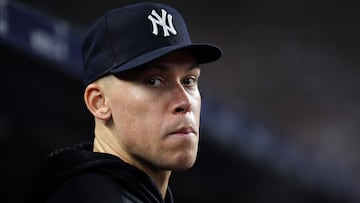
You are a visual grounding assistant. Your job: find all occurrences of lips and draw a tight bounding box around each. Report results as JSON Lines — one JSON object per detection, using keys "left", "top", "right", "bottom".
{"left": 170, "top": 127, "right": 196, "bottom": 136}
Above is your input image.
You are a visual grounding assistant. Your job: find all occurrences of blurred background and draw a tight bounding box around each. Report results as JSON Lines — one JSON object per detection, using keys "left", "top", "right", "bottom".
{"left": 1, "top": 0, "right": 360, "bottom": 202}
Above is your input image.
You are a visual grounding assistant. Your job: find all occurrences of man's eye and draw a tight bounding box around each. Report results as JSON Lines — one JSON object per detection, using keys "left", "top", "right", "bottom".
{"left": 146, "top": 78, "right": 163, "bottom": 87}
{"left": 183, "top": 77, "right": 197, "bottom": 86}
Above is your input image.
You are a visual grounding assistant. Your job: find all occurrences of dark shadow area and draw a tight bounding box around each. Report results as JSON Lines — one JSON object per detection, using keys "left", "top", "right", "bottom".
{"left": 2, "top": 1, "right": 360, "bottom": 203}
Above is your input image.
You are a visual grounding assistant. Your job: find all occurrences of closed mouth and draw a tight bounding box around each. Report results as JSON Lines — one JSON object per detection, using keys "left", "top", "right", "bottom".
{"left": 170, "top": 127, "right": 196, "bottom": 136}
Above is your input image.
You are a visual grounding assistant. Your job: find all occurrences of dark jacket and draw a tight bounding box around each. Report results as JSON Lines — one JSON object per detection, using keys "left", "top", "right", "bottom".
{"left": 26, "top": 143, "right": 174, "bottom": 203}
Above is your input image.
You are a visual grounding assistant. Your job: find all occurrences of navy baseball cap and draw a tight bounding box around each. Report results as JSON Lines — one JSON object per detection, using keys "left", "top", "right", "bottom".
{"left": 82, "top": 2, "right": 222, "bottom": 85}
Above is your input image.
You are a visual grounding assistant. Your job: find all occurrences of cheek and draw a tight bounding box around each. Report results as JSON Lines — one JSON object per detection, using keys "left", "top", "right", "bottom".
{"left": 194, "top": 93, "right": 202, "bottom": 120}
{"left": 112, "top": 95, "right": 145, "bottom": 126}
{"left": 109, "top": 89, "right": 162, "bottom": 136}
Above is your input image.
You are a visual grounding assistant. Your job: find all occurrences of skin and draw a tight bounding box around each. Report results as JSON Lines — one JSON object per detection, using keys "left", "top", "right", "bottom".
{"left": 84, "top": 50, "right": 201, "bottom": 198}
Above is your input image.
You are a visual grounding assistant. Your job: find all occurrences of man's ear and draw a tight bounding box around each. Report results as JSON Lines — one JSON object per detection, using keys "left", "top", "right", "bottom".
{"left": 84, "top": 83, "right": 111, "bottom": 120}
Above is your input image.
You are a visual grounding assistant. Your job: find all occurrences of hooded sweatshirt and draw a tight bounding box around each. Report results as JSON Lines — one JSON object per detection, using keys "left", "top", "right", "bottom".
{"left": 26, "top": 143, "right": 174, "bottom": 203}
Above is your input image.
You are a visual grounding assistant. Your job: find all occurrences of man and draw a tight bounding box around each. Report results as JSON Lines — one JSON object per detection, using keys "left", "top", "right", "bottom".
{"left": 27, "top": 2, "right": 221, "bottom": 203}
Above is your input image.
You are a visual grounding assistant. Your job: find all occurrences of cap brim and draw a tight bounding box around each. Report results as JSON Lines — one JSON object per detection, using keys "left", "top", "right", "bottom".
{"left": 110, "top": 43, "right": 222, "bottom": 74}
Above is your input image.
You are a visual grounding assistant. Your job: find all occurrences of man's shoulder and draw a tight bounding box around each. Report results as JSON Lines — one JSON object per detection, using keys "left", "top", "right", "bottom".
{"left": 47, "top": 173, "right": 142, "bottom": 203}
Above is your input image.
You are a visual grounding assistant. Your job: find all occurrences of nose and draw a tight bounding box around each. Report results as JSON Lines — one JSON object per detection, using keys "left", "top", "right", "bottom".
{"left": 171, "top": 84, "right": 192, "bottom": 114}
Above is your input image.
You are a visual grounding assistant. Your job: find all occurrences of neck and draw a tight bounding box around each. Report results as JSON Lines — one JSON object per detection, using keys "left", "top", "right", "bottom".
{"left": 143, "top": 166, "right": 172, "bottom": 198}
{"left": 93, "top": 133, "right": 172, "bottom": 199}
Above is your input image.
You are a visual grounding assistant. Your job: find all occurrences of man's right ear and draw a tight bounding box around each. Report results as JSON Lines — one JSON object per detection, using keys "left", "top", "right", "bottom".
{"left": 84, "top": 83, "right": 111, "bottom": 120}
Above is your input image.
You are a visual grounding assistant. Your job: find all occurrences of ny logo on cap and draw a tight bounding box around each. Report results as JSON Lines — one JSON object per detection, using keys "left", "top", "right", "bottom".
{"left": 148, "top": 9, "right": 177, "bottom": 37}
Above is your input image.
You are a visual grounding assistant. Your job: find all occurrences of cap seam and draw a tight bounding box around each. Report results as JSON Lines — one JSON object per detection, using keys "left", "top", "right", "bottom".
{"left": 103, "top": 11, "right": 117, "bottom": 67}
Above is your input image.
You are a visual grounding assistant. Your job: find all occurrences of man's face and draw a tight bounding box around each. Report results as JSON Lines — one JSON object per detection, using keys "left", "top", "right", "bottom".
{"left": 102, "top": 50, "right": 201, "bottom": 172}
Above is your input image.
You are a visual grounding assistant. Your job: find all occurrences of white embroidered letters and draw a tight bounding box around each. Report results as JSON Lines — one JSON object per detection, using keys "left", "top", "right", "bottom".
{"left": 148, "top": 9, "right": 177, "bottom": 37}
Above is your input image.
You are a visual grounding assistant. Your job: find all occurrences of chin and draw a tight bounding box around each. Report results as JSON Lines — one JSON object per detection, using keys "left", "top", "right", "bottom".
{"left": 173, "top": 163, "right": 196, "bottom": 171}
{"left": 170, "top": 152, "right": 197, "bottom": 171}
